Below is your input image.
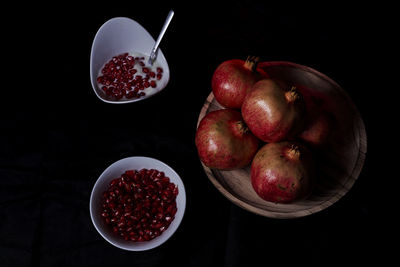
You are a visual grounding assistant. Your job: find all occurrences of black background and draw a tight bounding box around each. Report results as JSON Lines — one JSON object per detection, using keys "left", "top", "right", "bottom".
{"left": 1, "top": 1, "right": 393, "bottom": 266}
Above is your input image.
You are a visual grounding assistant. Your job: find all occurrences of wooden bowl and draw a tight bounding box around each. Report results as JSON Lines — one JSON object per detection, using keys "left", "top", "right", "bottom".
{"left": 197, "top": 61, "right": 367, "bottom": 219}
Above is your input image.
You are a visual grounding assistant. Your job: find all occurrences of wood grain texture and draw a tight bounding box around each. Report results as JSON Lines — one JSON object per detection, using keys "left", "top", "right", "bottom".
{"left": 197, "top": 61, "right": 367, "bottom": 219}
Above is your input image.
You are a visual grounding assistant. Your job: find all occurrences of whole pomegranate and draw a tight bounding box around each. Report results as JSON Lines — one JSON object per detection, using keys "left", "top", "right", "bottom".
{"left": 251, "top": 141, "right": 314, "bottom": 203}
{"left": 195, "top": 109, "right": 259, "bottom": 170}
{"left": 300, "top": 111, "right": 332, "bottom": 146}
{"left": 211, "top": 56, "right": 267, "bottom": 109}
{"left": 241, "top": 79, "right": 305, "bottom": 142}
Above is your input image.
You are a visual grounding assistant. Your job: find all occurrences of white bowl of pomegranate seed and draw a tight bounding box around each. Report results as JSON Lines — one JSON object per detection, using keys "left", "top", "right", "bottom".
{"left": 90, "top": 156, "right": 186, "bottom": 251}
{"left": 90, "top": 17, "right": 170, "bottom": 104}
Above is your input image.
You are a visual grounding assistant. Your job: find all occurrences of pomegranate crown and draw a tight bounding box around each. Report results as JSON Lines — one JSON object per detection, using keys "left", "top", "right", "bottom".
{"left": 286, "top": 144, "right": 301, "bottom": 160}
{"left": 284, "top": 86, "right": 301, "bottom": 103}
{"left": 236, "top": 121, "right": 250, "bottom": 134}
{"left": 244, "top": 56, "right": 260, "bottom": 72}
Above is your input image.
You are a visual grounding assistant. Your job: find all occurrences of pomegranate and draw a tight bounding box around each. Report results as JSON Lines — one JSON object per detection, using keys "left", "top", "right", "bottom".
{"left": 101, "top": 169, "right": 178, "bottom": 242}
{"left": 241, "top": 79, "right": 305, "bottom": 142}
{"left": 300, "top": 109, "right": 333, "bottom": 146}
{"left": 195, "top": 109, "right": 260, "bottom": 170}
{"left": 211, "top": 56, "right": 267, "bottom": 109}
{"left": 251, "top": 142, "right": 314, "bottom": 203}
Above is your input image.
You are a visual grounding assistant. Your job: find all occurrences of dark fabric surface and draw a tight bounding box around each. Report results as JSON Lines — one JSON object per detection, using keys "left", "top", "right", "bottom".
{"left": 1, "top": 2, "right": 391, "bottom": 266}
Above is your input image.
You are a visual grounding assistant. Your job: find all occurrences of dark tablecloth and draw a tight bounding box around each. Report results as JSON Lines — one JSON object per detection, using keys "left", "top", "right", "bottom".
{"left": 1, "top": 2, "right": 390, "bottom": 266}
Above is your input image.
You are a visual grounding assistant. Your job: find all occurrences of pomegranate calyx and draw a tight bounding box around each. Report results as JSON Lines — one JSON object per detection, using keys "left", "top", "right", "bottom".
{"left": 244, "top": 56, "right": 260, "bottom": 72}
{"left": 284, "top": 86, "right": 300, "bottom": 103}
{"left": 286, "top": 144, "right": 301, "bottom": 160}
{"left": 235, "top": 121, "right": 250, "bottom": 135}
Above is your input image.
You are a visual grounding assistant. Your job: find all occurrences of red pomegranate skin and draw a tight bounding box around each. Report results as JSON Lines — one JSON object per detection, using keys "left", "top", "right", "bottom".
{"left": 211, "top": 58, "right": 267, "bottom": 109}
{"left": 241, "top": 79, "right": 305, "bottom": 142}
{"left": 251, "top": 142, "right": 313, "bottom": 203}
{"left": 300, "top": 110, "right": 332, "bottom": 146}
{"left": 195, "top": 109, "right": 260, "bottom": 170}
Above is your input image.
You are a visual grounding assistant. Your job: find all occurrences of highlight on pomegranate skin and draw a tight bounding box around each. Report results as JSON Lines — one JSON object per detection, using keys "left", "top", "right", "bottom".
{"left": 101, "top": 169, "right": 178, "bottom": 242}
{"left": 96, "top": 52, "right": 164, "bottom": 100}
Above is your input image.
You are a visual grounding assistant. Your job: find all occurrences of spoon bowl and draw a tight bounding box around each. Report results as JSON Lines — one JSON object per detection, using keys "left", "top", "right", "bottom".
{"left": 90, "top": 17, "right": 170, "bottom": 104}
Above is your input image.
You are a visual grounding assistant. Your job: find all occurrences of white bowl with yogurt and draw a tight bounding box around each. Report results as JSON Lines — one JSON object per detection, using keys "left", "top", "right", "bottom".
{"left": 90, "top": 17, "right": 170, "bottom": 104}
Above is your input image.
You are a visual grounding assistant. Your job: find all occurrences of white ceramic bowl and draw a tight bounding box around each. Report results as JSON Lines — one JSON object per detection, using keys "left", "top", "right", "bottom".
{"left": 90, "top": 17, "right": 170, "bottom": 104}
{"left": 90, "top": 156, "right": 186, "bottom": 251}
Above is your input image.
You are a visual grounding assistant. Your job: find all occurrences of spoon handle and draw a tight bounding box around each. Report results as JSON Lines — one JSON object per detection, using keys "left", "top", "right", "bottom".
{"left": 149, "top": 10, "right": 174, "bottom": 65}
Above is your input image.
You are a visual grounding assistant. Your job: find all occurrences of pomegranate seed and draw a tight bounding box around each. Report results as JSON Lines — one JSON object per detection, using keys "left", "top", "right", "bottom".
{"left": 125, "top": 170, "right": 135, "bottom": 177}
{"left": 156, "top": 67, "right": 163, "bottom": 73}
{"left": 126, "top": 91, "right": 136, "bottom": 99}
{"left": 173, "top": 186, "right": 179, "bottom": 196}
{"left": 142, "top": 67, "right": 149, "bottom": 73}
{"left": 150, "top": 81, "right": 157, "bottom": 88}
{"left": 156, "top": 73, "right": 162, "bottom": 80}
{"left": 112, "top": 87, "right": 120, "bottom": 94}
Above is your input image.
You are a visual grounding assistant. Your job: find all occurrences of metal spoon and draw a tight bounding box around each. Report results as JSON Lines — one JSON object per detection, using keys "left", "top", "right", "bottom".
{"left": 148, "top": 10, "right": 174, "bottom": 65}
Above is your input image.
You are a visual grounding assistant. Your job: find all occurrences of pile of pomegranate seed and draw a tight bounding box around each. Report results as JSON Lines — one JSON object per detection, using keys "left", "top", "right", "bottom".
{"left": 101, "top": 169, "right": 178, "bottom": 242}
{"left": 97, "top": 53, "right": 163, "bottom": 100}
